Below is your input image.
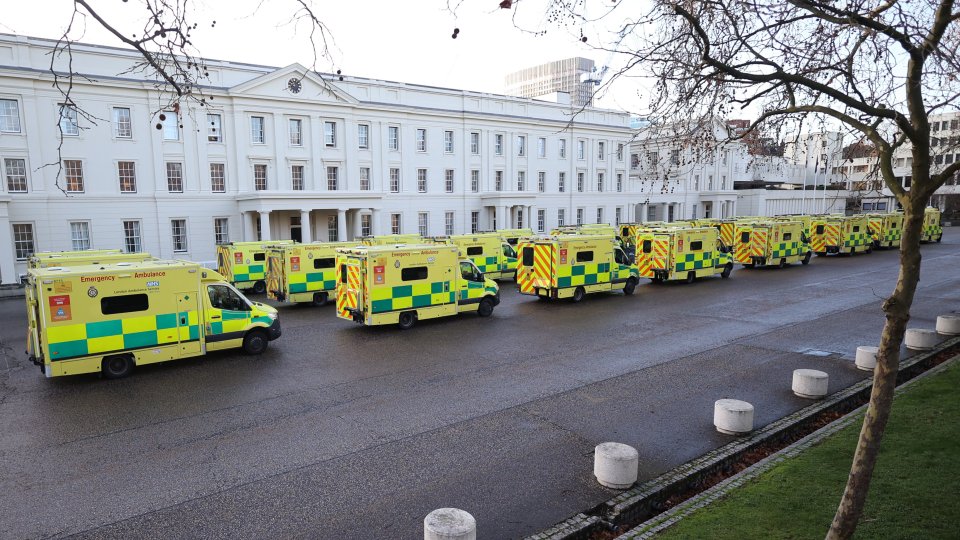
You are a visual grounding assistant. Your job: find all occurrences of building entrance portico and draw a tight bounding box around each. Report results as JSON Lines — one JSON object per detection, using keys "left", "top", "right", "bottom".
{"left": 237, "top": 193, "right": 383, "bottom": 243}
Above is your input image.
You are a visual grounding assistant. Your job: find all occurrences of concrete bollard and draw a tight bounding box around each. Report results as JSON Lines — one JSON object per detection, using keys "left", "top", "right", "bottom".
{"left": 904, "top": 328, "right": 938, "bottom": 351}
{"left": 855, "top": 346, "right": 878, "bottom": 371}
{"left": 936, "top": 315, "right": 960, "bottom": 336}
{"left": 593, "top": 442, "right": 639, "bottom": 489}
{"left": 424, "top": 508, "right": 476, "bottom": 540}
{"left": 713, "top": 399, "right": 754, "bottom": 435}
{"left": 792, "top": 369, "right": 829, "bottom": 399}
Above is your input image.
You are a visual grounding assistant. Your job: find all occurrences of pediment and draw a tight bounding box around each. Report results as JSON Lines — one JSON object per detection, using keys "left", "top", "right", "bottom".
{"left": 228, "top": 64, "right": 359, "bottom": 104}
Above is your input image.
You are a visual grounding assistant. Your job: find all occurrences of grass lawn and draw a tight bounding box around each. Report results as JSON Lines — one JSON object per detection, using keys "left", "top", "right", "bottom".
{"left": 656, "top": 360, "right": 960, "bottom": 540}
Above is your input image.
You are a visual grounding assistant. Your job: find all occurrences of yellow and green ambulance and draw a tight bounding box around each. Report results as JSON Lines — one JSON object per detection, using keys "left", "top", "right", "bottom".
{"left": 516, "top": 234, "right": 639, "bottom": 302}
{"left": 733, "top": 220, "right": 811, "bottom": 268}
{"left": 809, "top": 215, "right": 871, "bottom": 256}
{"left": 865, "top": 212, "right": 904, "bottom": 249}
{"left": 921, "top": 207, "right": 943, "bottom": 243}
{"left": 266, "top": 242, "right": 357, "bottom": 306}
{"left": 29, "top": 250, "right": 153, "bottom": 269}
{"left": 217, "top": 240, "right": 294, "bottom": 293}
{"left": 634, "top": 226, "right": 734, "bottom": 283}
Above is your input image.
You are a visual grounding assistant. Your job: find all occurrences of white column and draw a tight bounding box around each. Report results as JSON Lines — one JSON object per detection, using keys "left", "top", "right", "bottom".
{"left": 494, "top": 206, "right": 503, "bottom": 231}
{"left": 0, "top": 204, "right": 17, "bottom": 285}
{"left": 352, "top": 210, "right": 363, "bottom": 240}
{"left": 337, "top": 209, "right": 347, "bottom": 241}
{"left": 371, "top": 208, "right": 381, "bottom": 236}
{"left": 300, "top": 210, "right": 312, "bottom": 244}
{"left": 259, "top": 211, "right": 272, "bottom": 242}
{"left": 527, "top": 205, "right": 534, "bottom": 229}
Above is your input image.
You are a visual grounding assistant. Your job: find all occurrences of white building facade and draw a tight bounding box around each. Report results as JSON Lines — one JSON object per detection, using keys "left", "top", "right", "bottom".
{"left": 0, "top": 35, "right": 638, "bottom": 284}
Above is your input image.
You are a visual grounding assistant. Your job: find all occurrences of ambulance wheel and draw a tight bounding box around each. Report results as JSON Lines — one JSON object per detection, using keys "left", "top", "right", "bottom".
{"left": 866, "top": 246, "right": 873, "bottom": 254}
{"left": 778, "top": 258, "right": 787, "bottom": 269}
{"left": 252, "top": 280, "right": 266, "bottom": 294}
{"left": 102, "top": 354, "right": 134, "bottom": 379}
{"left": 802, "top": 252, "right": 812, "bottom": 265}
{"left": 571, "top": 287, "right": 586, "bottom": 303}
{"left": 478, "top": 297, "right": 495, "bottom": 317}
{"left": 398, "top": 311, "right": 417, "bottom": 330}
{"left": 686, "top": 272, "right": 696, "bottom": 284}
{"left": 242, "top": 330, "right": 269, "bottom": 355}
{"left": 312, "top": 292, "right": 328, "bottom": 307}
{"left": 623, "top": 278, "right": 638, "bottom": 296}
{"left": 936, "top": 235, "right": 942, "bottom": 243}
{"left": 815, "top": 252, "right": 825, "bottom": 257}
{"left": 721, "top": 264, "right": 733, "bottom": 279}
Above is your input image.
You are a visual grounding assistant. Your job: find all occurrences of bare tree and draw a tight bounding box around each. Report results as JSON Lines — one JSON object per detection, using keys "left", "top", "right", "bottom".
{"left": 494, "top": 0, "right": 959, "bottom": 537}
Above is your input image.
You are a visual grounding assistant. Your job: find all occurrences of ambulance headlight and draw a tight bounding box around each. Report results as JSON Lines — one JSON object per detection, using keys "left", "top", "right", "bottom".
{"left": 267, "top": 312, "right": 278, "bottom": 320}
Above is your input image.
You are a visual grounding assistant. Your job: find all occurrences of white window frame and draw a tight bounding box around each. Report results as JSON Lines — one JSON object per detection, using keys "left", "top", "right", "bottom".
{"left": 598, "top": 141, "right": 606, "bottom": 161}
{"left": 597, "top": 172, "right": 605, "bottom": 192}
{"left": 616, "top": 173, "right": 623, "bottom": 193}
{"left": 214, "top": 217, "right": 230, "bottom": 245}
{"left": 64, "top": 159, "right": 84, "bottom": 193}
{"left": 470, "top": 169, "right": 479, "bottom": 193}
{"left": 391, "top": 213, "right": 402, "bottom": 234}
{"left": 12, "top": 223, "right": 35, "bottom": 260}
{"left": 251, "top": 116, "right": 265, "bottom": 144}
{"left": 59, "top": 104, "right": 79, "bottom": 136}
{"left": 557, "top": 209, "right": 565, "bottom": 227}
{"left": 417, "top": 168, "right": 428, "bottom": 193}
{"left": 445, "top": 169, "right": 454, "bottom": 193}
{"left": 324, "top": 121, "right": 337, "bottom": 147}
{"left": 69, "top": 221, "right": 91, "bottom": 251}
{"left": 358, "top": 123, "right": 370, "bottom": 149}
{"left": 445, "top": 211, "right": 455, "bottom": 235}
{"left": 207, "top": 113, "right": 222, "bottom": 142}
{"left": 538, "top": 137, "right": 546, "bottom": 158}
{"left": 254, "top": 164, "right": 268, "bottom": 191}
{"left": 444, "top": 130, "right": 454, "bottom": 153}
{"left": 118, "top": 161, "right": 137, "bottom": 193}
{"left": 538, "top": 171, "right": 546, "bottom": 193}
{"left": 559, "top": 139, "right": 566, "bottom": 159}
{"left": 361, "top": 214, "right": 372, "bottom": 237}
{"left": 360, "top": 167, "right": 371, "bottom": 191}
{"left": 558, "top": 172, "right": 566, "bottom": 193}
{"left": 416, "top": 128, "right": 427, "bottom": 152}
{"left": 577, "top": 172, "right": 585, "bottom": 193}
{"left": 577, "top": 140, "right": 585, "bottom": 160}
{"left": 113, "top": 107, "right": 132, "bottom": 139}
{"left": 327, "top": 215, "right": 339, "bottom": 242}
{"left": 418, "top": 212, "right": 429, "bottom": 237}
{"left": 494, "top": 134, "right": 504, "bottom": 156}
{"left": 166, "top": 162, "right": 184, "bottom": 193}
{"left": 495, "top": 170, "right": 503, "bottom": 191}
{"left": 388, "top": 125, "right": 400, "bottom": 151}
{"left": 470, "top": 132, "right": 480, "bottom": 154}
{"left": 4, "top": 158, "right": 28, "bottom": 193}
{"left": 517, "top": 170, "right": 525, "bottom": 191}
{"left": 516, "top": 135, "right": 526, "bottom": 157}
{"left": 162, "top": 111, "right": 179, "bottom": 141}
{"left": 0, "top": 99, "right": 21, "bottom": 133}
{"left": 210, "top": 163, "right": 226, "bottom": 193}
{"left": 537, "top": 209, "right": 545, "bottom": 232}
{"left": 122, "top": 220, "right": 142, "bottom": 253}
{"left": 390, "top": 168, "right": 400, "bottom": 193}
{"left": 171, "top": 219, "right": 189, "bottom": 253}
{"left": 291, "top": 164, "right": 305, "bottom": 191}
{"left": 327, "top": 166, "right": 339, "bottom": 191}
{"left": 577, "top": 208, "right": 584, "bottom": 226}
{"left": 289, "top": 118, "right": 303, "bottom": 146}
{"left": 471, "top": 211, "right": 479, "bottom": 233}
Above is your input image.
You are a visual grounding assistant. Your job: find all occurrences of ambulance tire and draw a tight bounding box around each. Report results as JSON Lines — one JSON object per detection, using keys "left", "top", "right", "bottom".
{"left": 398, "top": 311, "right": 417, "bottom": 330}
{"left": 721, "top": 264, "right": 733, "bottom": 279}
{"left": 312, "top": 292, "right": 328, "bottom": 307}
{"left": 102, "top": 354, "right": 134, "bottom": 379}
{"left": 242, "top": 330, "right": 269, "bottom": 355}
{"left": 686, "top": 272, "right": 696, "bottom": 284}
{"left": 478, "top": 297, "right": 495, "bottom": 317}
{"left": 936, "top": 235, "right": 942, "bottom": 243}
{"left": 572, "top": 287, "right": 586, "bottom": 303}
{"left": 778, "top": 258, "right": 787, "bottom": 269}
{"left": 623, "top": 278, "right": 638, "bottom": 296}
{"left": 802, "top": 252, "right": 812, "bottom": 265}
{"left": 866, "top": 246, "right": 873, "bottom": 254}
{"left": 252, "top": 280, "right": 266, "bottom": 295}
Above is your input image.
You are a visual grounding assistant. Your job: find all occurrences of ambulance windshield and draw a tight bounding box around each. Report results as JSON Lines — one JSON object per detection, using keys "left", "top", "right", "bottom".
{"left": 207, "top": 284, "right": 251, "bottom": 312}
{"left": 502, "top": 244, "right": 517, "bottom": 258}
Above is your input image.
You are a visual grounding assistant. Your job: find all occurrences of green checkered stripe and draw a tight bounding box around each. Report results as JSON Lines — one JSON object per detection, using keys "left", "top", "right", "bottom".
{"left": 289, "top": 271, "right": 337, "bottom": 294}
{"left": 371, "top": 281, "right": 456, "bottom": 314}
{"left": 923, "top": 225, "right": 943, "bottom": 236}
{"left": 471, "top": 255, "right": 501, "bottom": 274}
{"left": 772, "top": 242, "right": 803, "bottom": 259}
{"left": 557, "top": 262, "right": 611, "bottom": 288}
{"left": 458, "top": 281, "right": 497, "bottom": 301}
{"left": 884, "top": 229, "right": 902, "bottom": 242}
{"left": 209, "top": 312, "right": 273, "bottom": 335}
{"left": 47, "top": 312, "right": 200, "bottom": 361}
{"left": 234, "top": 264, "right": 265, "bottom": 282}
{"left": 675, "top": 251, "right": 716, "bottom": 272}
{"left": 844, "top": 233, "right": 871, "bottom": 247}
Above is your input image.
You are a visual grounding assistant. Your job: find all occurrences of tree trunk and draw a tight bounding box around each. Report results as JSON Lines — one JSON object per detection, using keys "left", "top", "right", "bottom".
{"left": 826, "top": 196, "right": 927, "bottom": 539}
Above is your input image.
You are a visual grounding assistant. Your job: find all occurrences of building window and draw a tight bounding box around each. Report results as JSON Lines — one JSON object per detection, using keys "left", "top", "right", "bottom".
{"left": 558, "top": 172, "right": 566, "bottom": 193}
{"left": 721, "top": 175, "right": 727, "bottom": 190}
{"left": 5, "top": 158, "right": 27, "bottom": 192}
{"left": 694, "top": 174, "right": 700, "bottom": 191}
{"left": 161, "top": 111, "right": 179, "bottom": 140}
{"left": 445, "top": 169, "right": 454, "bottom": 193}
{"left": 631, "top": 153, "right": 640, "bottom": 169}
{"left": 113, "top": 107, "right": 132, "bottom": 138}
{"left": 495, "top": 134, "right": 503, "bottom": 155}
{"left": 250, "top": 116, "right": 265, "bottom": 144}
{"left": 517, "top": 208, "right": 524, "bottom": 228}
{"left": 327, "top": 215, "right": 338, "bottom": 241}
{"left": 327, "top": 166, "right": 339, "bottom": 190}
{"left": 616, "top": 173, "right": 623, "bottom": 193}
{"left": 12, "top": 223, "right": 34, "bottom": 259}
{"left": 0, "top": 99, "right": 21, "bottom": 133}
{"left": 361, "top": 214, "right": 372, "bottom": 237}
{"left": 559, "top": 139, "right": 566, "bottom": 158}
{"left": 596, "top": 208, "right": 604, "bottom": 224}
{"left": 517, "top": 170, "right": 525, "bottom": 191}
{"left": 358, "top": 124, "right": 369, "bottom": 149}
{"left": 123, "top": 220, "right": 142, "bottom": 253}
{"left": 537, "top": 209, "right": 545, "bottom": 232}
{"left": 418, "top": 168, "right": 428, "bottom": 192}
{"left": 470, "top": 169, "right": 479, "bottom": 192}
{"left": 166, "top": 162, "right": 184, "bottom": 192}
{"left": 118, "top": 161, "right": 136, "bottom": 193}
{"left": 670, "top": 149, "right": 680, "bottom": 165}
{"left": 444, "top": 130, "right": 454, "bottom": 153}
{"left": 214, "top": 218, "right": 229, "bottom": 244}
{"left": 557, "top": 209, "right": 565, "bottom": 227}
{"left": 64, "top": 160, "right": 84, "bottom": 192}
{"left": 495, "top": 170, "right": 503, "bottom": 191}
{"left": 255, "top": 218, "right": 262, "bottom": 241}
{"left": 207, "top": 113, "right": 222, "bottom": 142}
{"left": 289, "top": 118, "right": 303, "bottom": 146}
{"left": 388, "top": 126, "right": 399, "bottom": 150}
{"left": 598, "top": 141, "right": 605, "bottom": 160}
{"left": 577, "top": 172, "right": 585, "bottom": 193}
{"left": 171, "top": 219, "right": 188, "bottom": 252}
{"left": 210, "top": 163, "right": 226, "bottom": 192}
{"left": 538, "top": 137, "right": 546, "bottom": 158}
{"left": 516, "top": 135, "right": 526, "bottom": 156}
{"left": 69, "top": 221, "right": 91, "bottom": 251}
{"left": 617, "top": 143, "right": 624, "bottom": 161}
{"left": 390, "top": 168, "right": 400, "bottom": 192}
{"left": 391, "top": 213, "right": 402, "bottom": 234}
{"left": 577, "top": 140, "right": 585, "bottom": 160}
{"left": 324, "top": 121, "right": 337, "bottom": 147}
{"left": 597, "top": 172, "right": 604, "bottom": 192}
{"left": 576, "top": 208, "right": 584, "bottom": 225}
{"left": 291, "top": 165, "right": 305, "bottom": 191}
{"left": 615, "top": 207, "right": 622, "bottom": 225}
{"left": 59, "top": 104, "right": 79, "bottom": 136}
{"left": 471, "top": 211, "right": 479, "bottom": 233}
{"left": 470, "top": 132, "right": 480, "bottom": 154}
{"left": 708, "top": 175, "right": 714, "bottom": 190}
{"left": 416, "top": 128, "right": 427, "bottom": 152}
{"left": 254, "top": 164, "right": 268, "bottom": 191}
{"left": 445, "top": 211, "right": 455, "bottom": 235}
{"left": 360, "top": 167, "right": 371, "bottom": 191}
{"left": 538, "top": 171, "right": 546, "bottom": 192}
{"left": 418, "top": 212, "right": 429, "bottom": 236}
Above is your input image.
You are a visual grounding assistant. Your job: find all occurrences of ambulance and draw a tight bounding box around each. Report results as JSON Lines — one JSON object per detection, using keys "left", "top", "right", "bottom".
{"left": 266, "top": 242, "right": 356, "bottom": 306}
{"left": 692, "top": 218, "right": 738, "bottom": 248}
{"left": 25, "top": 260, "right": 280, "bottom": 379}
{"left": 217, "top": 240, "right": 294, "bottom": 293}
{"left": 551, "top": 224, "right": 618, "bottom": 238}
{"left": 772, "top": 215, "right": 815, "bottom": 238}
{"left": 515, "top": 234, "right": 639, "bottom": 302}
{"left": 29, "top": 250, "right": 153, "bottom": 269}
{"left": 865, "top": 212, "right": 904, "bottom": 249}
{"left": 495, "top": 228, "right": 534, "bottom": 246}
{"left": 634, "top": 227, "right": 734, "bottom": 283}
{"left": 445, "top": 233, "right": 519, "bottom": 280}
{"left": 336, "top": 244, "right": 500, "bottom": 329}
{"left": 733, "top": 220, "right": 812, "bottom": 268}
{"left": 361, "top": 234, "right": 423, "bottom": 246}
{"left": 809, "top": 215, "right": 872, "bottom": 255}
{"left": 921, "top": 207, "right": 943, "bottom": 243}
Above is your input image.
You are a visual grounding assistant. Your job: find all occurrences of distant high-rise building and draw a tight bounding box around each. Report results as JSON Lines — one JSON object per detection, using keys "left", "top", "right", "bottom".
{"left": 505, "top": 57, "right": 596, "bottom": 108}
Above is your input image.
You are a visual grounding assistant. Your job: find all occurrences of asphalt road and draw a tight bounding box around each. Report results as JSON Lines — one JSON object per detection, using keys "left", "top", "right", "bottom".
{"left": 1, "top": 230, "right": 958, "bottom": 539}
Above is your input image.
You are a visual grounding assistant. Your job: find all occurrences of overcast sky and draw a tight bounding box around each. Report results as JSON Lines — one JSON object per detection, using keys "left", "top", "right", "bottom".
{"left": 2, "top": 0, "right": 648, "bottom": 112}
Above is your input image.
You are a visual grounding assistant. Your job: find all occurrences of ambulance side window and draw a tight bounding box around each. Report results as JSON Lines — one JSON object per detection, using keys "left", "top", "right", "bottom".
{"left": 642, "top": 240, "right": 652, "bottom": 253}
{"left": 207, "top": 285, "right": 249, "bottom": 311}
{"left": 614, "top": 249, "right": 628, "bottom": 265}
{"left": 522, "top": 247, "right": 534, "bottom": 267}
{"left": 892, "top": 222, "right": 898, "bottom": 228}
{"left": 253, "top": 253, "right": 266, "bottom": 262}
{"left": 314, "top": 258, "right": 335, "bottom": 269}
{"left": 816, "top": 224, "right": 825, "bottom": 234}
{"left": 401, "top": 267, "right": 428, "bottom": 281}
{"left": 460, "top": 262, "right": 480, "bottom": 282}
{"left": 853, "top": 226, "right": 860, "bottom": 232}
{"left": 690, "top": 241, "right": 703, "bottom": 251}
{"left": 576, "top": 251, "right": 594, "bottom": 262}
{"left": 101, "top": 294, "right": 149, "bottom": 315}
{"left": 466, "top": 246, "right": 483, "bottom": 256}
{"left": 502, "top": 244, "right": 517, "bottom": 258}
{"left": 740, "top": 232, "right": 750, "bottom": 243}
{"left": 783, "top": 232, "right": 793, "bottom": 241}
